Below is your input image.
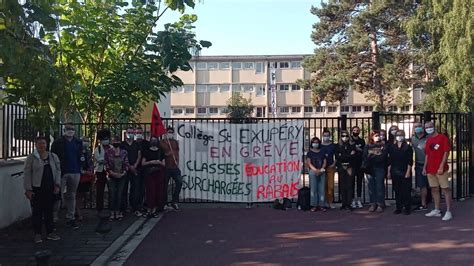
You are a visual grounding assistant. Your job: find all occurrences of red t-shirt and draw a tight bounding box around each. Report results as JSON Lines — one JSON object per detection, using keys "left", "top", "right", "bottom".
{"left": 425, "top": 133, "right": 450, "bottom": 174}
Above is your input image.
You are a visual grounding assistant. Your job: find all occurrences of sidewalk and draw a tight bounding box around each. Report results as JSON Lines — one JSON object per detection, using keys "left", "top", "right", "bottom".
{"left": 0, "top": 210, "right": 138, "bottom": 265}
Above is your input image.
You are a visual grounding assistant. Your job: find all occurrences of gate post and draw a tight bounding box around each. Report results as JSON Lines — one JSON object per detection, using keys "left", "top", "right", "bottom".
{"left": 340, "top": 114, "right": 347, "bottom": 131}
{"left": 470, "top": 112, "right": 474, "bottom": 196}
{"left": 455, "top": 114, "right": 462, "bottom": 200}
{"left": 372, "top": 111, "right": 380, "bottom": 130}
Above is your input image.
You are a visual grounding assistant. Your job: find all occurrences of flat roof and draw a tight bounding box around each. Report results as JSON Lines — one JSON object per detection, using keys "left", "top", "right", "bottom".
{"left": 190, "top": 54, "right": 311, "bottom": 61}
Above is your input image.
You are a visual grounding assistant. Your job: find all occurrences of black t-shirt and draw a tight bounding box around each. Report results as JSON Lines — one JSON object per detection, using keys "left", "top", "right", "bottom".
{"left": 41, "top": 156, "right": 54, "bottom": 194}
{"left": 121, "top": 141, "right": 140, "bottom": 165}
{"left": 142, "top": 147, "right": 165, "bottom": 164}
{"left": 352, "top": 137, "right": 366, "bottom": 157}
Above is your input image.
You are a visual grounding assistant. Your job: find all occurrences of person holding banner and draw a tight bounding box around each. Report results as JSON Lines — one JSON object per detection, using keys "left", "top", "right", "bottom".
{"left": 306, "top": 137, "right": 327, "bottom": 212}
{"left": 142, "top": 136, "right": 166, "bottom": 217}
{"left": 335, "top": 130, "right": 357, "bottom": 211}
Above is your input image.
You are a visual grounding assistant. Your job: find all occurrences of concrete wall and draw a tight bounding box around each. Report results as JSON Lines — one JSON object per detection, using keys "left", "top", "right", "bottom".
{"left": 0, "top": 159, "right": 31, "bottom": 229}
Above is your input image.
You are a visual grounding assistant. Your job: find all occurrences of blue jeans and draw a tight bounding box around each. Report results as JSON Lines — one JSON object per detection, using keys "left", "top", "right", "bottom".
{"left": 367, "top": 167, "right": 385, "bottom": 204}
{"left": 309, "top": 170, "right": 326, "bottom": 207}
{"left": 129, "top": 171, "right": 145, "bottom": 211}
{"left": 108, "top": 177, "right": 126, "bottom": 212}
{"left": 165, "top": 169, "right": 183, "bottom": 203}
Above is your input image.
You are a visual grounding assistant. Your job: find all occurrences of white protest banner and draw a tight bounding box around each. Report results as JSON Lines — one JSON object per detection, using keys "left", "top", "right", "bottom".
{"left": 177, "top": 120, "right": 304, "bottom": 202}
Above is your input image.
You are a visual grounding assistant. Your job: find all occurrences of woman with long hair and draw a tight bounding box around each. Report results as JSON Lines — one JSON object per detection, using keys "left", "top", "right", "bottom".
{"left": 142, "top": 136, "right": 167, "bottom": 217}
{"left": 105, "top": 136, "right": 129, "bottom": 221}
{"left": 306, "top": 137, "right": 327, "bottom": 212}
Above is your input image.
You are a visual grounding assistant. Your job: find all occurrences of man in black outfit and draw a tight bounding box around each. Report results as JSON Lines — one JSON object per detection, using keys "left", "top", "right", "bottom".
{"left": 351, "top": 126, "right": 366, "bottom": 209}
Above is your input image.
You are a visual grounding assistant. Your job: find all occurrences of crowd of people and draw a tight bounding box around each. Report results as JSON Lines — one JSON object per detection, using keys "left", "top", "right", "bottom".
{"left": 23, "top": 123, "right": 181, "bottom": 244}
{"left": 305, "top": 121, "right": 452, "bottom": 220}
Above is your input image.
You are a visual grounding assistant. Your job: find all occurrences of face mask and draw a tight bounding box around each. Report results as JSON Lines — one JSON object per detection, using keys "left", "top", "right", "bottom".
{"left": 126, "top": 133, "right": 134, "bottom": 140}
{"left": 352, "top": 132, "right": 359, "bottom": 137}
{"left": 373, "top": 136, "right": 381, "bottom": 142}
{"left": 102, "top": 139, "right": 110, "bottom": 145}
{"left": 322, "top": 136, "right": 330, "bottom": 142}
{"left": 380, "top": 135, "right": 386, "bottom": 140}
{"left": 150, "top": 140, "right": 158, "bottom": 147}
{"left": 391, "top": 130, "right": 397, "bottom": 136}
{"left": 134, "top": 134, "right": 144, "bottom": 141}
{"left": 65, "top": 129, "right": 75, "bottom": 137}
{"left": 311, "top": 143, "right": 319, "bottom": 149}
{"left": 396, "top": 136, "right": 404, "bottom": 142}
{"left": 415, "top": 127, "right": 423, "bottom": 134}
{"left": 112, "top": 143, "right": 120, "bottom": 148}
{"left": 425, "top": 127, "right": 434, "bottom": 135}
{"left": 342, "top": 137, "right": 349, "bottom": 142}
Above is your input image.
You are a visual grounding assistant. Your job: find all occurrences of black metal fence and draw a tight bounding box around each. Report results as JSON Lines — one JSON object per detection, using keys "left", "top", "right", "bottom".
{"left": 1, "top": 104, "right": 35, "bottom": 159}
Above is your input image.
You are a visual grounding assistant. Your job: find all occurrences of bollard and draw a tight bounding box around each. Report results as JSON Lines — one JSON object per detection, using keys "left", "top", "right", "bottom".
{"left": 35, "top": 250, "right": 51, "bottom": 266}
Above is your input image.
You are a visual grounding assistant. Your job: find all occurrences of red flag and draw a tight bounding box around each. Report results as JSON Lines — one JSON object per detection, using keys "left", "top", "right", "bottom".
{"left": 151, "top": 103, "right": 166, "bottom": 137}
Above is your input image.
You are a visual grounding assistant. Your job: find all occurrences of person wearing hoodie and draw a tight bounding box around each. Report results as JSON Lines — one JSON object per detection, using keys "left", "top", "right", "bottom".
{"left": 335, "top": 130, "right": 357, "bottom": 211}
{"left": 24, "top": 136, "right": 61, "bottom": 243}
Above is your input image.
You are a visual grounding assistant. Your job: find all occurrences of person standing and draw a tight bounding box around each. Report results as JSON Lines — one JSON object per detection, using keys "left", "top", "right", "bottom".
{"left": 321, "top": 129, "right": 336, "bottom": 209}
{"left": 105, "top": 136, "right": 129, "bottom": 221}
{"left": 51, "top": 123, "right": 83, "bottom": 229}
{"left": 160, "top": 127, "right": 182, "bottom": 211}
{"left": 94, "top": 130, "right": 111, "bottom": 212}
{"left": 142, "top": 136, "right": 166, "bottom": 217}
{"left": 121, "top": 127, "right": 142, "bottom": 216}
{"left": 388, "top": 130, "right": 413, "bottom": 215}
{"left": 388, "top": 125, "right": 399, "bottom": 147}
{"left": 350, "top": 126, "right": 365, "bottom": 209}
{"left": 335, "top": 131, "right": 356, "bottom": 211}
{"left": 411, "top": 122, "right": 429, "bottom": 211}
{"left": 423, "top": 121, "right": 453, "bottom": 221}
{"left": 306, "top": 137, "right": 327, "bottom": 212}
{"left": 362, "top": 130, "right": 388, "bottom": 213}
{"left": 75, "top": 137, "right": 94, "bottom": 221}
{"left": 24, "top": 136, "right": 62, "bottom": 243}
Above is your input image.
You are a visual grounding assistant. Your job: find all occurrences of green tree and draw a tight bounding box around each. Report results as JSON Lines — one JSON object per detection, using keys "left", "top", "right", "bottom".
{"left": 226, "top": 92, "right": 254, "bottom": 120}
{"left": 301, "top": 0, "right": 416, "bottom": 111}
{"left": 406, "top": 0, "right": 473, "bottom": 112}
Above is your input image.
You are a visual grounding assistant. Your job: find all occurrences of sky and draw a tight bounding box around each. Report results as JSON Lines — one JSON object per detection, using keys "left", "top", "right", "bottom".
{"left": 158, "top": 0, "right": 321, "bottom": 56}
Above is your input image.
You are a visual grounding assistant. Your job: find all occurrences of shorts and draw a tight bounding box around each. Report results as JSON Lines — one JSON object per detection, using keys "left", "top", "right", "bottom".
{"left": 415, "top": 164, "right": 429, "bottom": 188}
{"left": 427, "top": 171, "right": 450, "bottom": 189}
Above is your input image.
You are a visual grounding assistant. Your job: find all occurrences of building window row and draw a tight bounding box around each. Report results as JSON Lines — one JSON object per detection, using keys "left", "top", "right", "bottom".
{"left": 195, "top": 61, "right": 302, "bottom": 71}
{"left": 269, "top": 61, "right": 302, "bottom": 69}
{"left": 173, "top": 107, "right": 229, "bottom": 115}
{"left": 278, "top": 84, "right": 301, "bottom": 91}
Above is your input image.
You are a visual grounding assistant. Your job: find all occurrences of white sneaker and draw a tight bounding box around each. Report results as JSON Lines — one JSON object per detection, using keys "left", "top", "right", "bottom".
{"left": 425, "top": 209, "right": 442, "bottom": 217}
{"left": 330, "top": 203, "right": 336, "bottom": 209}
{"left": 356, "top": 200, "right": 363, "bottom": 209}
{"left": 350, "top": 201, "right": 357, "bottom": 209}
{"left": 442, "top": 211, "right": 453, "bottom": 221}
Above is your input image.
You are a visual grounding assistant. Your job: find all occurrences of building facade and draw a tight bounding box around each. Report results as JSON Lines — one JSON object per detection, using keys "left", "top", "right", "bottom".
{"left": 168, "top": 55, "right": 424, "bottom": 119}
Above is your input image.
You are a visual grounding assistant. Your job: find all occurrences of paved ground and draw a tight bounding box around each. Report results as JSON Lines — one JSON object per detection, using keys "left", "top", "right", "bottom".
{"left": 126, "top": 199, "right": 474, "bottom": 266}
{"left": 0, "top": 210, "right": 137, "bottom": 266}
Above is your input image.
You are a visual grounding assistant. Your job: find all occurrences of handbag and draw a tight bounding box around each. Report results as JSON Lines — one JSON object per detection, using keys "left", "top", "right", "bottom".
{"left": 80, "top": 172, "right": 95, "bottom": 183}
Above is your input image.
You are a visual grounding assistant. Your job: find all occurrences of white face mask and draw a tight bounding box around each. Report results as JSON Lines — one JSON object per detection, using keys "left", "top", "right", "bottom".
{"left": 65, "top": 129, "right": 75, "bottom": 137}
{"left": 341, "top": 137, "right": 349, "bottom": 142}
{"left": 322, "top": 136, "right": 330, "bottom": 142}
{"left": 312, "top": 143, "right": 319, "bottom": 149}
{"left": 390, "top": 130, "right": 398, "bottom": 136}
{"left": 373, "top": 136, "right": 381, "bottom": 142}
{"left": 396, "top": 136, "right": 405, "bottom": 142}
{"left": 425, "top": 128, "right": 435, "bottom": 134}
{"left": 134, "top": 134, "right": 143, "bottom": 140}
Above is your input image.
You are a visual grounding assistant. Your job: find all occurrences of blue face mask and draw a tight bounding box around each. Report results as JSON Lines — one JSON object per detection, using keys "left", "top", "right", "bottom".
{"left": 414, "top": 127, "right": 423, "bottom": 134}
{"left": 425, "top": 127, "right": 435, "bottom": 135}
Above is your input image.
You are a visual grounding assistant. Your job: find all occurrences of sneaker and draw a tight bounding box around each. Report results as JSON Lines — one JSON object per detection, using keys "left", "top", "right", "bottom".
{"left": 171, "top": 203, "right": 180, "bottom": 211}
{"left": 46, "top": 233, "right": 61, "bottom": 241}
{"left": 415, "top": 205, "right": 428, "bottom": 212}
{"left": 376, "top": 206, "right": 383, "bottom": 213}
{"left": 34, "top": 234, "right": 42, "bottom": 244}
{"left": 66, "top": 220, "right": 79, "bottom": 230}
{"left": 442, "top": 211, "right": 453, "bottom": 221}
{"left": 134, "top": 211, "right": 142, "bottom": 217}
{"left": 425, "top": 209, "right": 442, "bottom": 217}
{"left": 368, "top": 205, "right": 376, "bottom": 212}
{"left": 350, "top": 201, "right": 357, "bottom": 209}
{"left": 329, "top": 203, "right": 336, "bottom": 209}
{"left": 356, "top": 201, "right": 363, "bottom": 209}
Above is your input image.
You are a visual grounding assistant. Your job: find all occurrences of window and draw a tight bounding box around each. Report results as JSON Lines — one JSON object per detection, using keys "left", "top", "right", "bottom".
{"left": 219, "top": 84, "right": 230, "bottom": 92}
{"left": 172, "top": 86, "right": 183, "bottom": 93}
{"left": 232, "top": 62, "right": 242, "bottom": 69}
{"left": 315, "top": 106, "right": 326, "bottom": 113}
{"left": 279, "top": 107, "right": 289, "bottom": 113}
{"left": 219, "top": 62, "right": 230, "bottom": 69}
{"left": 413, "top": 105, "right": 418, "bottom": 112}
{"left": 185, "top": 108, "right": 195, "bottom": 114}
{"left": 220, "top": 107, "right": 229, "bottom": 114}
{"left": 197, "top": 85, "right": 207, "bottom": 92}
{"left": 364, "top": 106, "right": 374, "bottom": 112}
{"left": 196, "top": 62, "right": 207, "bottom": 70}
{"left": 328, "top": 106, "right": 338, "bottom": 113}
{"left": 291, "top": 61, "right": 302, "bottom": 68}
{"left": 352, "top": 106, "right": 362, "bottom": 113}
{"left": 173, "top": 108, "right": 183, "bottom": 114}
{"left": 279, "top": 62, "right": 289, "bottom": 69}
{"left": 256, "top": 107, "right": 266, "bottom": 118}
{"left": 208, "top": 85, "right": 219, "bottom": 92}
{"left": 256, "top": 85, "right": 265, "bottom": 96}
{"left": 291, "top": 84, "right": 301, "bottom": 91}
{"left": 209, "top": 107, "right": 219, "bottom": 114}
{"left": 388, "top": 106, "right": 398, "bottom": 112}
{"left": 243, "top": 62, "right": 254, "bottom": 69}
{"left": 197, "top": 107, "right": 207, "bottom": 114}
{"left": 304, "top": 106, "right": 313, "bottom": 113}
{"left": 207, "top": 62, "right": 218, "bottom": 69}
{"left": 401, "top": 105, "right": 410, "bottom": 112}
{"left": 183, "top": 85, "right": 194, "bottom": 93}
{"left": 269, "top": 62, "right": 278, "bottom": 69}
{"left": 340, "top": 106, "right": 350, "bottom": 113}
{"left": 279, "top": 84, "right": 290, "bottom": 91}
{"left": 256, "top": 62, "right": 264, "bottom": 74}
{"left": 291, "top": 106, "right": 301, "bottom": 113}
{"left": 243, "top": 85, "right": 254, "bottom": 92}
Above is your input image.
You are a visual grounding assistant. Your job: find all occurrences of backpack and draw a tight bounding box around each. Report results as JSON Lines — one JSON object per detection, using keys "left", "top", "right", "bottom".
{"left": 297, "top": 187, "right": 311, "bottom": 211}
{"left": 273, "top": 198, "right": 292, "bottom": 210}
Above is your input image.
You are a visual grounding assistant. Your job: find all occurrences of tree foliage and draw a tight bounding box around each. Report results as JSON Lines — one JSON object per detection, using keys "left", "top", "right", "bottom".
{"left": 0, "top": 0, "right": 211, "bottom": 130}
{"left": 226, "top": 92, "right": 254, "bottom": 120}
{"left": 302, "top": 0, "right": 416, "bottom": 111}
{"left": 406, "top": 0, "right": 473, "bottom": 112}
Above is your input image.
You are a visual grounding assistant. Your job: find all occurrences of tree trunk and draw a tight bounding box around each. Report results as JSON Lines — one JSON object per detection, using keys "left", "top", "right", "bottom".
{"left": 369, "top": 27, "right": 384, "bottom": 111}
